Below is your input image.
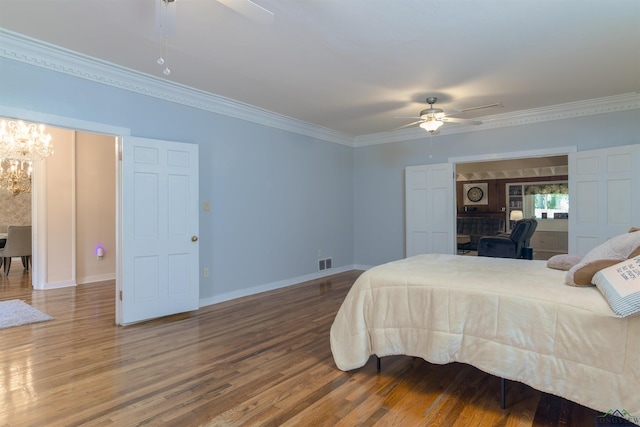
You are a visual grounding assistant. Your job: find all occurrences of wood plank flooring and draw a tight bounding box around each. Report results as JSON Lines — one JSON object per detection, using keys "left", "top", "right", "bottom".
{"left": 0, "top": 268, "right": 606, "bottom": 426}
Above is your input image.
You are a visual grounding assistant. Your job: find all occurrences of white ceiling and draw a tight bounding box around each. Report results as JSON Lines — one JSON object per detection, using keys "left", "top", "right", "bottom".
{"left": 1, "top": 0, "right": 639, "bottom": 137}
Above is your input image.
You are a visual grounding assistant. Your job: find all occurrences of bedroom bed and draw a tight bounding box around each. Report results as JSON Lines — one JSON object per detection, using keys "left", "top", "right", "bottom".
{"left": 330, "top": 253, "right": 640, "bottom": 422}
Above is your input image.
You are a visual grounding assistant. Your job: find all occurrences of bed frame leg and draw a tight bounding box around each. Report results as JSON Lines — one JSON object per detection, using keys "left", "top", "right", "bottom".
{"left": 500, "top": 377, "right": 506, "bottom": 409}
{"left": 376, "top": 356, "right": 381, "bottom": 372}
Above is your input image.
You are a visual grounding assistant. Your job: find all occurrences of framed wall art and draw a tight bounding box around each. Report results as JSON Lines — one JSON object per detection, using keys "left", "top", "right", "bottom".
{"left": 463, "top": 183, "right": 488, "bottom": 205}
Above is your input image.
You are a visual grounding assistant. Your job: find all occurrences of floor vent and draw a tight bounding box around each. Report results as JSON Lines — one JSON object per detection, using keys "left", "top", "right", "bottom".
{"left": 318, "top": 257, "right": 333, "bottom": 271}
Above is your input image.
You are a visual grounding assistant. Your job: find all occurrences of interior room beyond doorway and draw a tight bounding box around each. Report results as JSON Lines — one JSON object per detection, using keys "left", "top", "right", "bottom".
{"left": 456, "top": 156, "right": 569, "bottom": 260}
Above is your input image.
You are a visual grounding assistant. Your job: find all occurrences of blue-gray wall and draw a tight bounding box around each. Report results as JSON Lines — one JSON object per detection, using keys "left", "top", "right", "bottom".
{"left": 0, "top": 58, "right": 354, "bottom": 301}
{"left": 353, "top": 110, "right": 640, "bottom": 266}
{"left": 1, "top": 57, "right": 639, "bottom": 299}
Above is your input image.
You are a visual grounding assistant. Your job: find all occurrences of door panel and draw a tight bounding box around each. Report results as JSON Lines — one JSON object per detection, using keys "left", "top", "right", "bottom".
{"left": 405, "top": 163, "right": 455, "bottom": 257}
{"left": 569, "top": 144, "right": 639, "bottom": 256}
{"left": 119, "top": 136, "right": 199, "bottom": 325}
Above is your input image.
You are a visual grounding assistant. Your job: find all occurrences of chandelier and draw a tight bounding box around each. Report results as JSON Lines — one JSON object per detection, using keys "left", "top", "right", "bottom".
{"left": 0, "top": 119, "right": 54, "bottom": 196}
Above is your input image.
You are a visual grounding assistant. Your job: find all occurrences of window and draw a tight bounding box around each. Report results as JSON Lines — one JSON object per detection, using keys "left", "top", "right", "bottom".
{"left": 524, "top": 182, "right": 568, "bottom": 219}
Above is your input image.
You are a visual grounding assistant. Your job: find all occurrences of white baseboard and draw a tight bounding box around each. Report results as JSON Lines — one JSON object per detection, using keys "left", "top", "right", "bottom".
{"left": 42, "top": 280, "right": 77, "bottom": 290}
{"left": 198, "top": 264, "right": 366, "bottom": 308}
{"left": 352, "top": 264, "right": 374, "bottom": 271}
{"left": 77, "top": 273, "right": 116, "bottom": 285}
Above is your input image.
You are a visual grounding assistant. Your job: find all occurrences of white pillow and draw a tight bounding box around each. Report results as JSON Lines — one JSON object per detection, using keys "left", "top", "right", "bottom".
{"left": 592, "top": 256, "right": 640, "bottom": 317}
{"left": 565, "top": 231, "right": 640, "bottom": 286}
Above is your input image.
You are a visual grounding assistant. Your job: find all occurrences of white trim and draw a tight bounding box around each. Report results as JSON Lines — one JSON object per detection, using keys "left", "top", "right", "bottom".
{"left": 0, "top": 105, "right": 131, "bottom": 137}
{"left": 77, "top": 273, "right": 117, "bottom": 285}
{"left": 352, "top": 264, "right": 374, "bottom": 271}
{"left": 40, "top": 280, "right": 77, "bottom": 290}
{"left": 115, "top": 137, "right": 123, "bottom": 324}
{"left": 2, "top": 29, "right": 638, "bottom": 149}
{"left": 32, "top": 157, "right": 47, "bottom": 290}
{"left": 0, "top": 29, "right": 353, "bottom": 147}
{"left": 198, "top": 265, "right": 360, "bottom": 308}
{"left": 353, "top": 94, "right": 640, "bottom": 147}
{"left": 450, "top": 146, "right": 577, "bottom": 164}
{"left": 70, "top": 131, "right": 77, "bottom": 289}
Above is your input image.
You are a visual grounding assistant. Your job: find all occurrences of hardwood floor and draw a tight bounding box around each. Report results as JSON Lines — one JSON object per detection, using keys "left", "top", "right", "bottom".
{"left": 1, "top": 268, "right": 605, "bottom": 426}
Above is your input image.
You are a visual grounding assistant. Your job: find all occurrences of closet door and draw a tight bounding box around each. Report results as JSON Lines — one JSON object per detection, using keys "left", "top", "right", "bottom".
{"left": 405, "top": 163, "right": 455, "bottom": 257}
{"left": 569, "top": 144, "right": 640, "bottom": 256}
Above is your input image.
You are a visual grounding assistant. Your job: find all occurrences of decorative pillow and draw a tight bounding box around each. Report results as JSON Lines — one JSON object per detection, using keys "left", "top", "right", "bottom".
{"left": 592, "top": 257, "right": 640, "bottom": 317}
{"left": 565, "top": 231, "right": 640, "bottom": 286}
{"left": 546, "top": 254, "right": 582, "bottom": 271}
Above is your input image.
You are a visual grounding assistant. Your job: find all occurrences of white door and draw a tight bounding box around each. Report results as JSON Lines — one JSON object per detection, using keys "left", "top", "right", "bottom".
{"left": 117, "top": 136, "right": 199, "bottom": 325}
{"left": 405, "top": 163, "right": 456, "bottom": 257}
{"left": 569, "top": 144, "right": 640, "bottom": 256}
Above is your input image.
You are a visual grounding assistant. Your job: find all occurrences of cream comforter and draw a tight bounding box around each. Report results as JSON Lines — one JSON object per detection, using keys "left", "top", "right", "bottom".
{"left": 330, "top": 254, "right": 640, "bottom": 419}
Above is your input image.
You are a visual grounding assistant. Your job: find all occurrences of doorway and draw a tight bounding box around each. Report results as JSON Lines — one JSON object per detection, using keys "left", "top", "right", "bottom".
{"left": 453, "top": 152, "right": 571, "bottom": 260}
{"left": 33, "top": 126, "right": 117, "bottom": 289}
{"left": 0, "top": 109, "right": 126, "bottom": 291}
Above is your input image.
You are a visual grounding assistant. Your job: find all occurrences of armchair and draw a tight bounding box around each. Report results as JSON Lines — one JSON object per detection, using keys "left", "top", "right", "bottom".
{"left": 477, "top": 219, "right": 537, "bottom": 259}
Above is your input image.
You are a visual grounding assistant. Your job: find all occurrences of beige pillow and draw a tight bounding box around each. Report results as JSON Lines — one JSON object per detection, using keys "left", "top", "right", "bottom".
{"left": 547, "top": 254, "right": 582, "bottom": 271}
{"left": 566, "top": 231, "right": 640, "bottom": 286}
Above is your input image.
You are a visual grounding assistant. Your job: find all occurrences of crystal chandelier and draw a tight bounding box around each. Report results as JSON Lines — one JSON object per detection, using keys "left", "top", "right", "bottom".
{"left": 0, "top": 119, "right": 54, "bottom": 196}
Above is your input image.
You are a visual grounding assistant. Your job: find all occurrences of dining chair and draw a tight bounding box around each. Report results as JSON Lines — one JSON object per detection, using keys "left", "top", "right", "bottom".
{"left": 0, "top": 225, "right": 32, "bottom": 276}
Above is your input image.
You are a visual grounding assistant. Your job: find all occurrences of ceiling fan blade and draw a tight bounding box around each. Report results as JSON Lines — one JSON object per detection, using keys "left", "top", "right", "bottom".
{"left": 393, "top": 116, "right": 422, "bottom": 119}
{"left": 448, "top": 103, "right": 503, "bottom": 115}
{"left": 217, "top": 0, "right": 274, "bottom": 24}
{"left": 392, "top": 120, "right": 424, "bottom": 131}
{"left": 441, "top": 117, "right": 482, "bottom": 125}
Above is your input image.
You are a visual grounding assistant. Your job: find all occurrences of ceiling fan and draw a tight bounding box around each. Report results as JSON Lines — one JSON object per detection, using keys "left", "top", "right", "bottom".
{"left": 395, "top": 97, "right": 502, "bottom": 134}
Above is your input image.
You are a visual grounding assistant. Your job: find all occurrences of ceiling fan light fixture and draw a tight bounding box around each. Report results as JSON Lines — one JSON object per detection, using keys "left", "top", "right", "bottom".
{"left": 420, "top": 120, "right": 444, "bottom": 133}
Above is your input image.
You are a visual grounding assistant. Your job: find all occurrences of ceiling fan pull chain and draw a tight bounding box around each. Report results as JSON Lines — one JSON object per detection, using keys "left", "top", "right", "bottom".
{"left": 157, "top": 0, "right": 171, "bottom": 76}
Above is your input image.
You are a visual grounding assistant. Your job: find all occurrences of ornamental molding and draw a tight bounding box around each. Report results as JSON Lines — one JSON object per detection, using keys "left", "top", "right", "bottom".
{"left": 2, "top": 29, "right": 638, "bottom": 149}
{"left": 0, "top": 30, "right": 353, "bottom": 146}
{"left": 353, "top": 93, "right": 640, "bottom": 147}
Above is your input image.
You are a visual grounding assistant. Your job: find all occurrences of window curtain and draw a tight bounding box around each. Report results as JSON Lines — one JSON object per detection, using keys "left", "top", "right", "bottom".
{"left": 524, "top": 182, "right": 568, "bottom": 195}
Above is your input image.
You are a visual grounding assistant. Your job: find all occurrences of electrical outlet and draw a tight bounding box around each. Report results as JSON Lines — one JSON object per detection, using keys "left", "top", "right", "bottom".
{"left": 317, "top": 249, "right": 322, "bottom": 258}
{"left": 203, "top": 267, "right": 209, "bottom": 277}
{"left": 204, "top": 201, "right": 210, "bottom": 212}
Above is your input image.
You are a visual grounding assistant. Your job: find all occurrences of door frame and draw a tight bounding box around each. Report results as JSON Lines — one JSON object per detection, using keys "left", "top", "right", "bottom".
{"left": 0, "top": 105, "right": 130, "bottom": 290}
{"left": 449, "top": 145, "right": 578, "bottom": 250}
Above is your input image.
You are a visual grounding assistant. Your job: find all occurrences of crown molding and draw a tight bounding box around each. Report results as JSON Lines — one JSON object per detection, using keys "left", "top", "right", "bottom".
{"left": 0, "top": 29, "right": 354, "bottom": 147}
{"left": 354, "top": 92, "right": 640, "bottom": 147}
{"left": 2, "top": 29, "right": 638, "bottom": 150}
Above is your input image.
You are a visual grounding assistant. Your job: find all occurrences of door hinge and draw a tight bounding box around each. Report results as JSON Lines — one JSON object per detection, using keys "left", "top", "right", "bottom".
{"left": 119, "top": 150, "right": 122, "bottom": 161}
{"left": 119, "top": 290, "right": 123, "bottom": 301}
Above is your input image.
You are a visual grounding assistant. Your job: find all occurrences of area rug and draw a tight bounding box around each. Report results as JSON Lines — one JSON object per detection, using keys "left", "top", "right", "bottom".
{"left": 0, "top": 299, "right": 54, "bottom": 330}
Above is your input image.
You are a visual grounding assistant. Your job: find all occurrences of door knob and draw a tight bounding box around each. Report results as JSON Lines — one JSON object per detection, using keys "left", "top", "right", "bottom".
{"left": 191, "top": 236, "right": 198, "bottom": 242}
